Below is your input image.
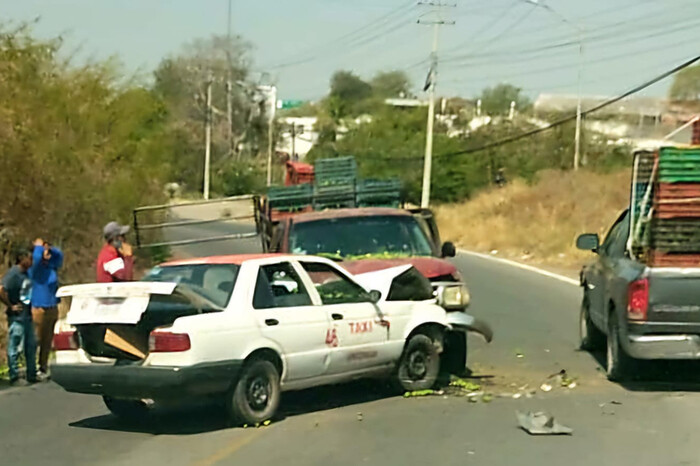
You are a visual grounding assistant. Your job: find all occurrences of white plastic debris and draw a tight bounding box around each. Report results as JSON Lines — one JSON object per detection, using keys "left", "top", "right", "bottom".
{"left": 517, "top": 411, "right": 573, "bottom": 435}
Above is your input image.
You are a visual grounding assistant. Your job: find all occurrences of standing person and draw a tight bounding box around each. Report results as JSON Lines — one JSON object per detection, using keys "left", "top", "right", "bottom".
{"left": 97, "top": 222, "right": 134, "bottom": 283}
{"left": 0, "top": 247, "right": 37, "bottom": 386}
{"left": 29, "top": 238, "right": 63, "bottom": 380}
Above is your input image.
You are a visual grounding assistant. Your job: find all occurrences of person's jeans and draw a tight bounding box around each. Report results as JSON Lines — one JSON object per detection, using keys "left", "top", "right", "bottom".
{"left": 32, "top": 307, "right": 58, "bottom": 373}
{"left": 7, "top": 317, "right": 37, "bottom": 382}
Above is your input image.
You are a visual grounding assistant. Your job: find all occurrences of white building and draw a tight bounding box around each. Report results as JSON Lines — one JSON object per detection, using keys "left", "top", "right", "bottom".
{"left": 278, "top": 117, "right": 318, "bottom": 159}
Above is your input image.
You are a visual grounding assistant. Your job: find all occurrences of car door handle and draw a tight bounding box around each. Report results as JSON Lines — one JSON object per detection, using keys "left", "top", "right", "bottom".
{"left": 332, "top": 313, "right": 344, "bottom": 321}
{"left": 265, "top": 319, "right": 279, "bottom": 326}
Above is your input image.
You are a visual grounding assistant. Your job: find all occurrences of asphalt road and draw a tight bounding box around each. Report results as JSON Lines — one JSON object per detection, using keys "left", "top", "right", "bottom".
{"left": 2, "top": 235, "right": 700, "bottom": 465}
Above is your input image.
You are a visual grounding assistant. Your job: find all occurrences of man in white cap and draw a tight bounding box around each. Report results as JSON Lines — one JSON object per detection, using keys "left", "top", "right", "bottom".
{"left": 96, "top": 221, "right": 134, "bottom": 283}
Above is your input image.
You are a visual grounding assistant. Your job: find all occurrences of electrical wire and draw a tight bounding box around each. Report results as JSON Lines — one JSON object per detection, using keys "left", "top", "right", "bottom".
{"left": 261, "top": 1, "right": 417, "bottom": 70}
{"left": 381, "top": 54, "right": 700, "bottom": 162}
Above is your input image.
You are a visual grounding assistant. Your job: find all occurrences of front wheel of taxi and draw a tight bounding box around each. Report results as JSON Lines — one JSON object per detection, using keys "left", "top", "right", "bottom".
{"left": 227, "top": 359, "right": 281, "bottom": 426}
{"left": 396, "top": 334, "right": 441, "bottom": 392}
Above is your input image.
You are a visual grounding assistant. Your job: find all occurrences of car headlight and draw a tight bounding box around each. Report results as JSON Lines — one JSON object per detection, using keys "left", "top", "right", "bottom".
{"left": 435, "top": 283, "right": 470, "bottom": 310}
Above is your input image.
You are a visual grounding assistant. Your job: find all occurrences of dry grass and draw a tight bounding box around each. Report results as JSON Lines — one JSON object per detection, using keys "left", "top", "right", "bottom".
{"left": 435, "top": 169, "right": 632, "bottom": 270}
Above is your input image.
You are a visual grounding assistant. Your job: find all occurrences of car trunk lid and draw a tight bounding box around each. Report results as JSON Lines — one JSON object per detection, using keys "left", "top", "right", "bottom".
{"left": 57, "top": 282, "right": 222, "bottom": 361}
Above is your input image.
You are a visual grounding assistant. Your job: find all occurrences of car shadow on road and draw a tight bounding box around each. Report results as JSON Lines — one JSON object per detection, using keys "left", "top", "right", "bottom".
{"left": 587, "top": 349, "right": 700, "bottom": 392}
{"left": 69, "top": 379, "right": 399, "bottom": 435}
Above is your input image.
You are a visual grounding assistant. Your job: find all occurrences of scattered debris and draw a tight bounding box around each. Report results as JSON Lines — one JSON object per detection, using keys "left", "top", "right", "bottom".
{"left": 263, "top": 420, "right": 271, "bottom": 426}
{"left": 449, "top": 378, "right": 481, "bottom": 391}
{"left": 482, "top": 393, "right": 494, "bottom": 403}
{"left": 540, "top": 383, "right": 553, "bottom": 392}
{"left": 403, "top": 389, "right": 443, "bottom": 398}
{"left": 515, "top": 350, "right": 525, "bottom": 359}
{"left": 490, "top": 250, "right": 499, "bottom": 255}
{"left": 357, "top": 412, "right": 363, "bottom": 421}
{"left": 467, "top": 451, "right": 476, "bottom": 456}
{"left": 512, "top": 393, "right": 522, "bottom": 400}
{"left": 243, "top": 424, "right": 248, "bottom": 429}
{"left": 517, "top": 411, "right": 573, "bottom": 436}
{"left": 599, "top": 400, "right": 623, "bottom": 416}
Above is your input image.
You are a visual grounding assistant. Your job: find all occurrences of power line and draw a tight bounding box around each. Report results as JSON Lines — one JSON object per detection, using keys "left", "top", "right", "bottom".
{"left": 261, "top": 1, "right": 417, "bottom": 70}
{"left": 449, "top": 15, "right": 700, "bottom": 68}
{"left": 383, "top": 54, "right": 700, "bottom": 162}
{"left": 442, "top": 34, "right": 698, "bottom": 85}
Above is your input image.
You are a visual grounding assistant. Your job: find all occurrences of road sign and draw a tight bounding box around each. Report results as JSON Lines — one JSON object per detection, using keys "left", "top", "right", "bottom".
{"left": 277, "top": 99, "right": 305, "bottom": 110}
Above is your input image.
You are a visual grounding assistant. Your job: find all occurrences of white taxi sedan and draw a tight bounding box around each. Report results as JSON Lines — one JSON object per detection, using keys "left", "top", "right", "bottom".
{"left": 51, "top": 254, "right": 491, "bottom": 425}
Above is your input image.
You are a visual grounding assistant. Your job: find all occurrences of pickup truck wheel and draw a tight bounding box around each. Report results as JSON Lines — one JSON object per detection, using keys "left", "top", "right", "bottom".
{"left": 103, "top": 397, "right": 150, "bottom": 420}
{"left": 397, "top": 334, "right": 441, "bottom": 391}
{"left": 579, "top": 296, "right": 605, "bottom": 351}
{"left": 442, "top": 331, "right": 468, "bottom": 376}
{"left": 228, "top": 359, "right": 280, "bottom": 426}
{"left": 606, "top": 315, "right": 635, "bottom": 382}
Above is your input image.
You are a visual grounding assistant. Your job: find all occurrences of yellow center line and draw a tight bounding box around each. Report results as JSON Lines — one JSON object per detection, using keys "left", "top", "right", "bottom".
{"left": 192, "top": 429, "right": 264, "bottom": 466}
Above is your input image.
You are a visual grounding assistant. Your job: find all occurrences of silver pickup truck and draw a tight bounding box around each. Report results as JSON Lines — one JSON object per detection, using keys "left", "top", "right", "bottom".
{"left": 577, "top": 209, "right": 700, "bottom": 381}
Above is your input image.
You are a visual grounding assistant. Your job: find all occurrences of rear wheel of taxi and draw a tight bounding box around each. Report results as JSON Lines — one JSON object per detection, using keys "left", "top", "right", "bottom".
{"left": 103, "top": 397, "right": 150, "bottom": 420}
{"left": 228, "top": 359, "right": 280, "bottom": 425}
{"left": 397, "top": 334, "right": 441, "bottom": 391}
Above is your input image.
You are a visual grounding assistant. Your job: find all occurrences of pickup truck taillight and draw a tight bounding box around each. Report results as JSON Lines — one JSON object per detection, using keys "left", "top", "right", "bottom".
{"left": 627, "top": 278, "right": 649, "bottom": 321}
{"left": 53, "top": 330, "right": 78, "bottom": 351}
{"left": 149, "top": 331, "right": 191, "bottom": 353}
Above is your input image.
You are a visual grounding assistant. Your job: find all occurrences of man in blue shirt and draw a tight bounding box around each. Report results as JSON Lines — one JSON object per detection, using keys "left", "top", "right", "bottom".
{"left": 29, "top": 238, "right": 63, "bottom": 379}
{"left": 0, "top": 247, "right": 37, "bottom": 386}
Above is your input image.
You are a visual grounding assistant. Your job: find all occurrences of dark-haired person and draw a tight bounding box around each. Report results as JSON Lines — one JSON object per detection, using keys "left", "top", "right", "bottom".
{"left": 29, "top": 238, "right": 63, "bottom": 380}
{"left": 0, "top": 248, "right": 37, "bottom": 386}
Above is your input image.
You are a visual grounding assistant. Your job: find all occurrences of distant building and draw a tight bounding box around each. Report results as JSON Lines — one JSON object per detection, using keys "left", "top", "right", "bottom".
{"left": 534, "top": 93, "right": 666, "bottom": 122}
{"left": 278, "top": 117, "right": 318, "bottom": 159}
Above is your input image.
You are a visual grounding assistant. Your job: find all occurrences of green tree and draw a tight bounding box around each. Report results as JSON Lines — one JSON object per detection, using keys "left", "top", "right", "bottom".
{"left": 479, "top": 83, "right": 532, "bottom": 116}
{"left": 669, "top": 65, "right": 700, "bottom": 101}
{"left": 371, "top": 70, "right": 411, "bottom": 98}
{"left": 153, "top": 34, "right": 268, "bottom": 191}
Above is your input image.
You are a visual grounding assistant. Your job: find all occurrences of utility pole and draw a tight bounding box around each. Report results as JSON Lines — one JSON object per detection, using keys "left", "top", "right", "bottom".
{"left": 291, "top": 124, "right": 297, "bottom": 160}
{"left": 418, "top": 3, "right": 455, "bottom": 208}
{"left": 203, "top": 75, "right": 213, "bottom": 200}
{"left": 226, "top": 0, "right": 235, "bottom": 160}
{"left": 524, "top": 0, "right": 584, "bottom": 170}
{"left": 265, "top": 85, "right": 277, "bottom": 186}
{"left": 573, "top": 32, "right": 584, "bottom": 170}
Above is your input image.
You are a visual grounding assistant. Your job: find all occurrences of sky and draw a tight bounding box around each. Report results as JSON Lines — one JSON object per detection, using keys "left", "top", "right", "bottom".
{"left": 2, "top": 0, "right": 699, "bottom": 102}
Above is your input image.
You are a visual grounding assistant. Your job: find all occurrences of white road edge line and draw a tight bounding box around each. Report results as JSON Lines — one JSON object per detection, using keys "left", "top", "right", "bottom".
{"left": 458, "top": 249, "right": 580, "bottom": 287}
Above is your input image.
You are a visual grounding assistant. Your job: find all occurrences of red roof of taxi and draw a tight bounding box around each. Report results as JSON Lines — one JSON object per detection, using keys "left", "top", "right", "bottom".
{"left": 291, "top": 207, "right": 412, "bottom": 224}
{"left": 161, "top": 254, "right": 282, "bottom": 267}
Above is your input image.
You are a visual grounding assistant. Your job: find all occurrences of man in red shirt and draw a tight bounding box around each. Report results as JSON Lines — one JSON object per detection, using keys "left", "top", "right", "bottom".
{"left": 97, "top": 222, "right": 134, "bottom": 282}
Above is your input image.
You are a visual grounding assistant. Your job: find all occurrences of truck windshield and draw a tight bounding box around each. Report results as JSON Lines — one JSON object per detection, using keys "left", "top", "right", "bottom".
{"left": 289, "top": 215, "right": 434, "bottom": 258}
{"left": 142, "top": 264, "right": 239, "bottom": 308}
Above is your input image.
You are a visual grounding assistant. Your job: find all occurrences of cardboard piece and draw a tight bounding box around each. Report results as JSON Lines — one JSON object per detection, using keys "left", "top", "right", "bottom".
{"left": 104, "top": 327, "right": 147, "bottom": 359}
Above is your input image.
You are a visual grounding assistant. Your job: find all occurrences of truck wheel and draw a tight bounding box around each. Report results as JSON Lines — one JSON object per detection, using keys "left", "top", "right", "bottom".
{"left": 606, "top": 314, "right": 635, "bottom": 382}
{"left": 227, "top": 359, "right": 280, "bottom": 426}
{"left": 579, "top": 296, "right": 605, "bottom": 351}
{"left": 103, "top": 397, "right": 150, "bottom": 420}
{"left": 397, "top": 334, "right": 441, "bottom": 392}
{"left": 442, "top": 331, "right": 467, "bottom": 376}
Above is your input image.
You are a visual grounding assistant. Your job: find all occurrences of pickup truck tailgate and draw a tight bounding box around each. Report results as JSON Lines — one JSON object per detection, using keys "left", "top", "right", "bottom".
{"left": 648, "top": 269, "right": 700, "bottom": 325}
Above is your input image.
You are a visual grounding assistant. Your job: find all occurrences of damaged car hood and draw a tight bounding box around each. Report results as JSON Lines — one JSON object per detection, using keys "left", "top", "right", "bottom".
{"left": 341, "top": 256, "right": 458, "bottom": 280}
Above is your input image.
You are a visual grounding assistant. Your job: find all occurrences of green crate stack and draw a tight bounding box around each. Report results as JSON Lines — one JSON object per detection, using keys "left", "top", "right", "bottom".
{"left": 641, "top": 147, "right": 700, "bottom": 266}
{"left": 657, "top": 147, "right": 700, "bottom": 183}
{"left": 313, "top": 156, "right": 358, "bottom": 210}
{"left": 267, "top": 184, "right": 313, "bottom": 211}
{"left": 356, "top": 178, "right": 402, "bottom": 207}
